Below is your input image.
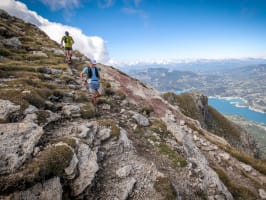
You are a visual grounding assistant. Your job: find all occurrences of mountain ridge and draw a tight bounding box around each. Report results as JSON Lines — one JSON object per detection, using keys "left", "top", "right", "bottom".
{"left": 127, "top": 63, "right": 266, "bottom": 113}
{"left": 1, "top": 10, "right": 266, "bottom": 200}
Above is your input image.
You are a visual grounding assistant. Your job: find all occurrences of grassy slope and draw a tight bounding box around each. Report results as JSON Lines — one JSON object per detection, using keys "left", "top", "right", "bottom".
{"left": 0, "top": 11, "right": 91, "bottom": 122}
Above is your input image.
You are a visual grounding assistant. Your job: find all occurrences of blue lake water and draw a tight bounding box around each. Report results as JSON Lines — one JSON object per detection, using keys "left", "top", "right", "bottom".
{"left": 208, "top": 97, "right": 266, "bottom": 125}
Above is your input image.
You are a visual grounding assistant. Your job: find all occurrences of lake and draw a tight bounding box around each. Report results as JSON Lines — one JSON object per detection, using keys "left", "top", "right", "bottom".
{"left": 208, "top": 97, "right": 266, "bottom": 125}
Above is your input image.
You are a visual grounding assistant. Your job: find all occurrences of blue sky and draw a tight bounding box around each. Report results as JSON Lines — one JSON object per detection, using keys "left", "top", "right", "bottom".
{"left": 4, "top": 0, "right": 266, "bottom": 64}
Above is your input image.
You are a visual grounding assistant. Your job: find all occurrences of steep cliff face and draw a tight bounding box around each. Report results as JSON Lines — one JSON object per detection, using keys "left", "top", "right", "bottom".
{"left": 162, "top": 92, "right": 259, "bottom": 158}
{"left": 1, "top": 10, "right": 266, "bottom": 200}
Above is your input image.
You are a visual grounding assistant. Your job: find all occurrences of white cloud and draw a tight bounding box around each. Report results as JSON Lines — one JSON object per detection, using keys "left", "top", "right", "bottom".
{"left": 0, "top": 0, "right": 110, "bottom": 63}
{"left": 98, "top": 0, "right": 115, "bottom": 8}
{"left": 38, "top": 0, "right": 80, "bottom": 10}
{"left": 122, "top": 7, "right": 138, "bottom": 14}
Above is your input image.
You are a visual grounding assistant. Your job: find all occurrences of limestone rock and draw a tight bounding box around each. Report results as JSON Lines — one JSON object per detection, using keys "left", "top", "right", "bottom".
{"left": 102, "top": 104, "right": 111, "bottom": 110}
{"left": 0, "top": 177, "right": 62, "bottom": 200}
{"left": 0, "top": 37, "right": 21, "bottom": 48}
{"left": 0, "top": 99, "right": 20, "bottom": 120}
{"left": 97, "top": 127, "right": 111, "bottom": 142}
{"left": 71, "top": 143, "right": 99, "bottom": 196}
{"left": 183, "top": 134, "right": 233, "bottom": 199}
{"left": 65, "top": 152, "right": 79, "bottom": 179}
{"left": 180, "top": 120, "right": 186, "bottom": 126}
{"left": 50, "top": 68, "right": 63, "bottom": 75}
{"left": 132, "top": 112, "right": 149, "bottom": 126}
{"left": 71, "top": 121, "right": 97, "bottom": 144}
{"left": 119, "top": 128, "right": 133, "bottom": 152}
{"left": 240, "top": 163, "right": 252, "bottom": 172}
{"left": 23, "top": 113, "right": 38, "bottom": 123}
{"left": 24, "top": 105, "right": 38, "bottom": 115}
{"left": 117, "top": 177, "right": 136, "bottom": 200}
{"left": 259, "top": 189, "right": 266, "bottom": 199}
{"left": 41, "top": 47, "right": 64, "bottom": 55}
{"left": 53, "top": 49, "right": 65, "bottom": 55}
{"left": 62, "top": 104, "right": 81, "bottom": 118}
{"left": 116, "top": 165, "right": 132, "bottom": 178}
{"left": 32, "top": 51, "right": 48, "bottom": 57}
{"left": 0, "top": 122, "right": 43, "bottom": 174}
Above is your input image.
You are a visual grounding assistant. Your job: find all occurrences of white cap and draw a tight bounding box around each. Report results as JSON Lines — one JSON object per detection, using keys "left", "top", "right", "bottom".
{"left": 91, "top": 59, "right": 97, "bottom": 64}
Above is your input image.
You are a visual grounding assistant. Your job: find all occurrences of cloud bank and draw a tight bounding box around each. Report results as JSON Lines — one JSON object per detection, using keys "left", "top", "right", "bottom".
{"left": 0, "top": 0, "right": 110, "bottom": 63}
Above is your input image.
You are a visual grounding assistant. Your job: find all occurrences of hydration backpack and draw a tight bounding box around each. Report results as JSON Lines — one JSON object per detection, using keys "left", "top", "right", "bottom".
{"left": 86, "top": 67, "right": 99, "bottom": 79}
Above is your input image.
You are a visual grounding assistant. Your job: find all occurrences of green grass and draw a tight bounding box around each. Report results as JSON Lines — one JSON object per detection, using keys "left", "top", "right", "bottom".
{"left": 206, "top": 106, "right": 241, "bottom": 139}
{"left": 97, "top": 97, "right": 111, "bottom": 105}
{"left": 80, "top": 102, "right": 95, "bottom": 119}
{"left": 212, "top": 166, "right": 256, "bottom": 199}
{"left": 149, "top": 118, "right": 172, "bottom": 140}
{"left": 115, "top": 90, "right": 126, "bottom": 100}
{"left": 60, "top": 74, "right": 76, "bottom": 84}
{"left": 158, "top": 143, "right": 187, "bottom": 168}
{"left": 0, "top": 64, "right": 39, "bottom": 72}
{"left": 163, "top": 92, "right": 202, "bottom": 122}
{"left": 0, "top": 144, "right": 73, "bottom": 194}
{"left": 23, "top": 90, "right": 46, "bottom": 108}
{"left": 0, "top": 46, "right": 11, "bottom": 56}
{"left": 223, "top": 145, "right": 266, "bottom": 175}
{"left": 51, "top": 137, "right": 77, "bottom": 149}
{"left": 74, "top": 91, "right": 89, "bottom": 103}
{"left": 154, "top": 176, "right": 176, "bottom": 200}
{"left": 140, "top": 104, "right": 154, "bottom": 116}
{"left": 202, "top": 133, "right": 266, "bottom": 177}
{"left": 0, "top": 89, "right": 30, "bottom": 112}
{"left": 98, "top": 119, "right": 120, "bottom": 138}
{"left": 36, "top": 110, "right": 50, "bottom": 125}
{"left": 102, "top": 80, "right": 115, "bottom": 96}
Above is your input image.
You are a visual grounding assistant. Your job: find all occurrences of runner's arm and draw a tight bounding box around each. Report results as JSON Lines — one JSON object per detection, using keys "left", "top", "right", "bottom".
{"left": 60, "top": 37, "right": 64, "bottom": 48}
{"left": 80, "top": 70, "right": 88, "bottom": 86}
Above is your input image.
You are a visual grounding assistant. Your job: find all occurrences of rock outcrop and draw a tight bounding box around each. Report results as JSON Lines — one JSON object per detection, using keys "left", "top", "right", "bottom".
{"left": 0, "top": 122, "right": 43, "bottom": 174}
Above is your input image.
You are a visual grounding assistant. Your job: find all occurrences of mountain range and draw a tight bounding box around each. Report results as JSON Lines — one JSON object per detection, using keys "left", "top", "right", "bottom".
{"left": 127, "top": 64, "right": 266, "bottom": 113}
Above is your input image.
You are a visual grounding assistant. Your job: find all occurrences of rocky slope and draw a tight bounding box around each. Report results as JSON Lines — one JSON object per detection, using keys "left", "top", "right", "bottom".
{"left": 1, "top": 10, "right": 266, "bottom": 200}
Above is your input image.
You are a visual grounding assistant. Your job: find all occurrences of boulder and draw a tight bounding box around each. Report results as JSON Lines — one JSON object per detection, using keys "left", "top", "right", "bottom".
{"left": 62, "top": 104, "right": 81, "bottom": 118}
{"left": 71, "top": 121, "right": 98, "bottom": 145}
{"left": 0, "top": 99, "right": 20, "bottom": 120}
{"left": 65, "top": 152, "right": 79, "bottom": 179}
{"left": 71, "top": 143, "right": 99, "bottom": 196}
{"left": 32, "top": 51, "right": 48, "bottom": 57}
{"left": 119, "top": 128, "right": 133, "bottom": 152}
{"left": 24, "top": 105, "right": 38, "bottom": 115}
{"left": 240, "top": 163, "right": 252, "bottom": 173}
{"left": 0, "top": 122, "right": 43, "bottom": 174}
{"left": 0, "top": 177, "right": 62, "bottom": 200}
{"left": 259, "top": 189, "right": 266, "bottom": 199}
{"left": 117, "top": 177, "right": 136, "bottom": 200}
{"left": 0, "top": 37, "right": 21, "bottom": 48}
{"left": 97, "top": 128, "right": 111, "bottom": 142}
{"left": 132, "top": 112, "right": 149, "bottom": 126}
{"left": 116, "top": 165, "right": 132, "bottom": 178}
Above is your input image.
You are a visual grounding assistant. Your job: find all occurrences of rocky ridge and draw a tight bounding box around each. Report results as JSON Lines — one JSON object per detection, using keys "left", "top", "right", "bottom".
{"left": 1, "top": 10, "right": 266, "bottom": 200}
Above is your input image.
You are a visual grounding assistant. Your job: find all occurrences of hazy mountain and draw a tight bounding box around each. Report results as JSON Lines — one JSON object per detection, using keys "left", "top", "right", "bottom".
{"left": 127, "top": 64, "right": 266, "bottom": 112}
{"left": 119, "top": 58, "right": 266, "bottom": 74}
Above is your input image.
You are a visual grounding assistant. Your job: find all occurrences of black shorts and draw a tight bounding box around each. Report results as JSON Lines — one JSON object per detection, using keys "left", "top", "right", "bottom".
{"left": 65, "top": 47, "right": 72, "bottom": 51}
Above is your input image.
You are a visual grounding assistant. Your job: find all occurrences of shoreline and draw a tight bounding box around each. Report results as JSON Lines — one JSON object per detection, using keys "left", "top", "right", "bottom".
{"left": 226, "top": 114, "right": 266, "bottom": 130}
{"left": 208, "top": 95, "right": 266, "bottom": 114}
